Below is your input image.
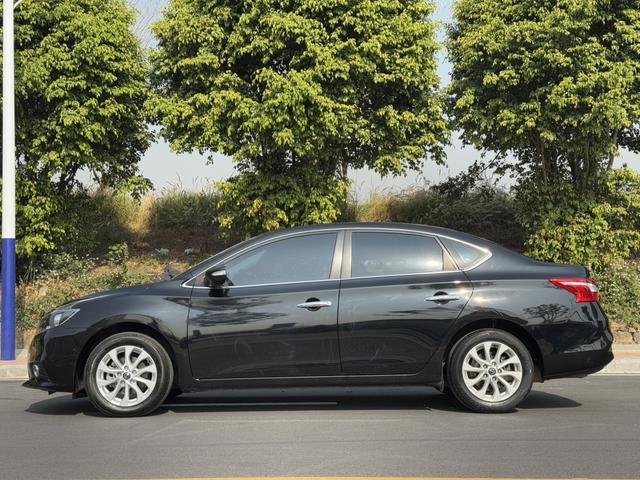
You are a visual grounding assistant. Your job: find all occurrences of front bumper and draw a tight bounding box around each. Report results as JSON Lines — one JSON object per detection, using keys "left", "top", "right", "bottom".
{"left": 22, "top": 327, "right": 83, "bottom": 393}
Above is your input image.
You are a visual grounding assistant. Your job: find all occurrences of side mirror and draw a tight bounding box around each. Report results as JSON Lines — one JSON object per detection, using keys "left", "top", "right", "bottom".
{"left": 205, "top": 268, "right": 228, "bottom": 287}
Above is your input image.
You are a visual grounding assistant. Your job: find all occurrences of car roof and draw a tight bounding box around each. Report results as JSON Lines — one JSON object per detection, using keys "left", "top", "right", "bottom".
{"left": 255, "top": 222, "right": 494, "bottom": 249}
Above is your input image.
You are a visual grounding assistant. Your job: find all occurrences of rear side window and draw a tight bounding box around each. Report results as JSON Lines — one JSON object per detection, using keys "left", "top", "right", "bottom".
{"left": 439, "top": 237, "right": 489, "bottom": 269}
{"left": 350, "top": 232, "right": 445, "bottom": 278}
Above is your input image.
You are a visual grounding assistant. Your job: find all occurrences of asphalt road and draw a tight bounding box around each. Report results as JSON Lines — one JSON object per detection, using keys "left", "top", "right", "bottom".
{"left": 0, "top": 376, "right": 639, "bottom": 480}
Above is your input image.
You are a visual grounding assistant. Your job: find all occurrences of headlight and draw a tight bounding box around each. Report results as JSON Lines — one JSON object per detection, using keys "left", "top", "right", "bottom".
{"left": 46, "top": 309, "right": 79, "bottom": 329}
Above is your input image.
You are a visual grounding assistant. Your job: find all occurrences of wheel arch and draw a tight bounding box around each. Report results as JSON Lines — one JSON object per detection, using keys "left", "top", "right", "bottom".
{"left": 444, "top": 318, "right": 544, "bottom": 382}
{"left": 74, "top": 322, "right": 179, "bottom": 394}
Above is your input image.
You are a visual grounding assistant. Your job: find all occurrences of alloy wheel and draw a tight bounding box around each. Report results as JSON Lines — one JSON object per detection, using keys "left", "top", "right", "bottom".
{"left": 461, "top": 340, "right": 523, "bottom": 402}
{"left": 95, "top": 345, "right": 158, "bottom": 407}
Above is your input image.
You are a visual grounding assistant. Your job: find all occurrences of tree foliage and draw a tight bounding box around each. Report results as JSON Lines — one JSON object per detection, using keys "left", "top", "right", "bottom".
{"left": 150, "top": 0, "right": 448, "bottom": 235}
{"left": 1, "top": 0, "right": 151, "bottom": 259}
{"left": 516, "top": 168, "right": 640, "bottom": 271}
{"left": 448, "top": 0, "right": 640, "bottom": 191}
{"left": 215, "top": 167, "right": 350, "bottom": 239}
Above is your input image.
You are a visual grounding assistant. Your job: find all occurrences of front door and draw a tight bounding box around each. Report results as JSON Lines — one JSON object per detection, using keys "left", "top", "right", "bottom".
{"left": 188, "top": 232, "right": 342, "bottom": 379}
{"left": 338, "top": 230, "right": 472, "bottom": 375}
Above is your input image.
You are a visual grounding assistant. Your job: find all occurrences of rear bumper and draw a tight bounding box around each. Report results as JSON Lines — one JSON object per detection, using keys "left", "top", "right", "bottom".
{"left": 543, "top": 345, "right": 614, "bottom": 380}
{"left": 538, "top": 301, "right": 614, "bottom": 380}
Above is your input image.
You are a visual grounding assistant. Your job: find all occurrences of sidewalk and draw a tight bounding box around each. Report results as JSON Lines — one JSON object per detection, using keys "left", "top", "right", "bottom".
{"left": 2, "top": 345, "right": 639, "bottom": 381}
{"left": 0, "top": 348, "right": 27, "bottom": 380}
{"left": 601, "top": 344, "right": 640, "bottom": 374}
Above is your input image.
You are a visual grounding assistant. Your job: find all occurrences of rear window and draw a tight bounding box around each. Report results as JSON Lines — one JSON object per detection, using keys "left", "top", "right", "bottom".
{"left": 439, "top": 237, "right": 489, "bottom": 269}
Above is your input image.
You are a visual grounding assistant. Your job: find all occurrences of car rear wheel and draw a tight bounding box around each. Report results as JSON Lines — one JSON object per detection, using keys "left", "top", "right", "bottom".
{"left": 447, "top": 329, "right": 533, "bottom": 413}
{"left": 84, "top": 332, "right": 173, "bottom": 417}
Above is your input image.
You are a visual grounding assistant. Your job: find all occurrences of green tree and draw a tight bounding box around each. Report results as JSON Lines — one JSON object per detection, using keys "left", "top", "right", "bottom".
{"left": 1, "top": 0, "right": 151, "bottom": 259}
{"left": 150, "top": 0, "right": 448, "bottom": 235}
{"left": 215, "top": 168, "right": 350, "bottom": 238}
{"left": 448, "top": 0, "right": 640, "bottom": 191}
{"left": 517, "top": 168, "right": 640, "bottom": 272}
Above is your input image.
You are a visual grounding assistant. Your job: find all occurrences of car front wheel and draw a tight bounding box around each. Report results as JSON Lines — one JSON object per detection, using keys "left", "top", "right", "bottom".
{"left": 447, "top": 329, "right": 533, "bottom": 413}
{"left": 84, "top": 332, "right": 173, "bottom": 417}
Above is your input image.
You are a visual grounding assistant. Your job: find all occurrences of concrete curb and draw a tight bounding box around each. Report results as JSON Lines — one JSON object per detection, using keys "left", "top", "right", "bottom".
{"left": 2, "top": 346, "right": 640, "bottom": 381}
{"left": 0, "top": 364, "right": 28, "bottom": 380}
{"left": 602, "top": 345, "right": 640, "bottom": 374}
{"left": 0, "top": 349, "right": 27, "bottom": 380}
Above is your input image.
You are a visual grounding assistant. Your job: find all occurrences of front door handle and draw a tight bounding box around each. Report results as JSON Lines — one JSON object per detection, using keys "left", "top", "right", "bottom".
{"left": 297, "top": 300, "right": 332, "bottom": 310}
{"left": 425, "top": 294, "right": 460, "bottom": 303}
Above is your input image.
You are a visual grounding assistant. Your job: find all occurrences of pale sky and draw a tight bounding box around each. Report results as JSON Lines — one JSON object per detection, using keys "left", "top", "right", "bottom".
{"left": 129, "top": 0, "right": 638, "bottom": 198}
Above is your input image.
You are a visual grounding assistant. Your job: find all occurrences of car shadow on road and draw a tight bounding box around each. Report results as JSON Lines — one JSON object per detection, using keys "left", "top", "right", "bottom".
{"left": 25, "top": 387, "right": 581, "bottom": 416}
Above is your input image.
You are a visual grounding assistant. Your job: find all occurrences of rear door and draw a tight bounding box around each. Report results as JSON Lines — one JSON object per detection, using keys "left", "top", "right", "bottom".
{"left": 338, "top": 229, "right": 472, "bottom": 375}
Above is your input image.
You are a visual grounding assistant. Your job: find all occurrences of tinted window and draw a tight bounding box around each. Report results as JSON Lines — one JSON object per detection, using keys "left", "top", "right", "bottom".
{"left": 351, "top": 232, "right": 444, "bottom": 277}
{"left": 174, "top": 237, "right": 257, "bottom": 281}
{"left": 225, "top": 233, "right": 337, "bottom": 286}
{"left": 440, "top": 237, "right": 488, "bottom": 269}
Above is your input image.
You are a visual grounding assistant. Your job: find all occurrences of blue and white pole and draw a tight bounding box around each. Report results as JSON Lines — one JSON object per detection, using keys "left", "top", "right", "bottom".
{"left": 1, "top": 0, "right": 17, "bottom": 360}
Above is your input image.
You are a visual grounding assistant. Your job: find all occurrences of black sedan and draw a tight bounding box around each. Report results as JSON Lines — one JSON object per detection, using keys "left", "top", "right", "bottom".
{"left": 24, "top": 223, "right": 613, "bottom": 416}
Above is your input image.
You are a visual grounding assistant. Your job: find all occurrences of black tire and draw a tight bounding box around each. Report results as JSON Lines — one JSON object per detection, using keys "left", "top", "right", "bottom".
{"left": 447, "top": 329, "right": 533, "bottom": 413}
{"left": 84, "top": 332, "right": 173, "bottom": 417}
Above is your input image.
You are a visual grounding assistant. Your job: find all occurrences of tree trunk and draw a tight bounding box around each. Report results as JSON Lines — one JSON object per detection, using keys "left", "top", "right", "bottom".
{"left": 607, "top": 130, "right": 619, "bottom": 171}
{"left": 581, "top": 141, "right": 590, "bottom": 193}
{"left": 536, "top": 137, "right": 548, "bottom": 184}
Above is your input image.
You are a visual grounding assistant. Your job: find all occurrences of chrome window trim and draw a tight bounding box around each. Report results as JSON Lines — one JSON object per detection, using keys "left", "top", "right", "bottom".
{"left": 340, "top": 269, "right": 463, "bottom": 282}
{"left": 196, "top": 277, "right": 340, "bottom": 290}
{"left": 181, "top": 225, "right": 492, "bottom": 289}
{"left": 192, "top": 269, "right": 462, "bottom": 290}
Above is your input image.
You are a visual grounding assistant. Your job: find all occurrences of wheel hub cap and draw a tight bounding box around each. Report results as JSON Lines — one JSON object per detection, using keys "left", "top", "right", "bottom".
{"left": 96, "top": 345, "right": 157, "bottom": 408}
{"left": 462, "top": 340, "right": 523, "bottom": 403}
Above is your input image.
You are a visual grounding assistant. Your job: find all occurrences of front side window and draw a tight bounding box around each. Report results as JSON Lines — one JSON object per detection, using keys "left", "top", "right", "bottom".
{"left": 350, "top": 232, "right": 445, "bottom": 278}
{"left": 224, "top": 233, "right": 337, "bottom": 286}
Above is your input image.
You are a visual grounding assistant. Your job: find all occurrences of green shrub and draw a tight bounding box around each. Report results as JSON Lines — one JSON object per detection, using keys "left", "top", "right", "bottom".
{"left": 215, "top": 169, "right": 350, "bottom": 239}
{"left": 106, "top": 243, "right": 130, "bottom": 266}
{"left": 517, "top": 168, "right": 640, "bottom": 271}
{"left": 16, "top": 251, "right": 200, "bottom": 333}
{"left": 351, "top": 183, "right": 524, "bottom": 249}
{"left": 350, "top": 188, "right": 433, "bottom": 224}
{"left": 16, "top": 189, "right": 139, "bottom": 279}
{"left": 147, "top": 187, "right": 220, "bottom": 230}
{"left": 594, "top": 259, "right": 640, "bottom": 328}
{"left": 46, "top": 190, "right": 137, "bottom": 254}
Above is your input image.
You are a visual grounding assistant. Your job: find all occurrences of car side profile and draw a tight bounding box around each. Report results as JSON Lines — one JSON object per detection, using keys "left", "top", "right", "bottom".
{"left": 24, "top": 223, "right": 614, "bottom": 416}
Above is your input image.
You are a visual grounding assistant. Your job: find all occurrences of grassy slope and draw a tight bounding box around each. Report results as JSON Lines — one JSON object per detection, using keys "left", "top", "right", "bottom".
{"left": 17, "top": 187, "right": 639, "bottom": 345}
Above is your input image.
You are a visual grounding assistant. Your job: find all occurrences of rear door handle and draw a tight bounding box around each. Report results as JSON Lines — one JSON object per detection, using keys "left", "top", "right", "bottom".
{"left": 425, "top": 294, "right": 460, "bottom": 302}
{"left": 297, "top": 300, "right": 332, "bottom": 310}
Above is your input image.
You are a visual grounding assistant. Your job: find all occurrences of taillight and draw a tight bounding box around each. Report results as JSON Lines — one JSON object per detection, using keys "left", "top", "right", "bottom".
{"left": 549, "top": 278, "right": 599, "bottom": 303}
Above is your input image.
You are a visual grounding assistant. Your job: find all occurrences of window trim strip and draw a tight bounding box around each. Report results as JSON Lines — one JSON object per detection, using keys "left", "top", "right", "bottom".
{"left": 182, "top": 226, "right": 492, "bottom": 290}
